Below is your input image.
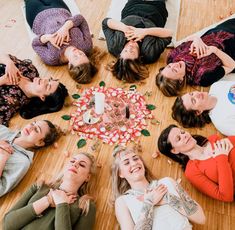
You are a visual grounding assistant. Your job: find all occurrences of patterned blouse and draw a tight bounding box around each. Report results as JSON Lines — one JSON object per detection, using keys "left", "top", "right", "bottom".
{"left": 0, "top": 55, "right": 39, "bottom": 126}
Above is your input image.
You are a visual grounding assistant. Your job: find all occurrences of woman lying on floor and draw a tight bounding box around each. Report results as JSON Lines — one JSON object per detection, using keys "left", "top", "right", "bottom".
{"left": 102, "top": 0, "right": 172, "bottom": 82}
{"left": 0, "top": 119, "right": 60, "bottom": 197}
{"left": 0, "top": 53, "right": 68, "bottom": 126}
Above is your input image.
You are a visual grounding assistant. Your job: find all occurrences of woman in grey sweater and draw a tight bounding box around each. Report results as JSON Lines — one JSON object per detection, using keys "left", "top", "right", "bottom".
{"left": 0, "top": 119, "right": 59, "bottom": 196}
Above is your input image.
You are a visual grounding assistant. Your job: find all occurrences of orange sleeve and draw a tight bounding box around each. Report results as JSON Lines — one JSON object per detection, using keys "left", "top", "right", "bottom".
{"left": 185, "top": 156, "right": 234, "bottom": 202}
{"left": 228, "top": 136, "right": 235, "bottom": 146}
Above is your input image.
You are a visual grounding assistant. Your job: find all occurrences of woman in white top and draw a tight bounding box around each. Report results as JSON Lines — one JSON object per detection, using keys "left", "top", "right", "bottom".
{"left": 111, "top": 145, "right": 206, "bottom": 230}
{"left": 172, "top": 80, "right": 235, "bottom": 135}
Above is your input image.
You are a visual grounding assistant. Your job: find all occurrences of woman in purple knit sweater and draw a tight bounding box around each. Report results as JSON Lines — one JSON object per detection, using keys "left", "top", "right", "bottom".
{"left": 25, "top": 0, "right": 100, "bottom": 84}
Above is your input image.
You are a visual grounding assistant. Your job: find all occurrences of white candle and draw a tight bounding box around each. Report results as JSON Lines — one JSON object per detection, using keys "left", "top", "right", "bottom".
{"left": 95, "top": 92, "right": 105, "bottom": 114}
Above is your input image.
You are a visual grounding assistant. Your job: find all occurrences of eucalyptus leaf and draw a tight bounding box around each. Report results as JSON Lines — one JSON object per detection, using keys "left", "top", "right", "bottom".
{"left": 141, "top": 129, "right": 150, "bottom": 136}
{"left": 77, "top": 139, "right": 87, "bottom": 148}
{"left": 72, "top": 94, "right": 80, "bottom": 99}
{"left": 129, "top": 85, "right": 137, "bottom": 90}
{"left": 146, "top": 104, "right": 156, "bottom": 110}
{"left": 61, "top": 115, "right": 71, "bottom": 120}
{"left": 99, "top": 81, "right": 106, "bottom": 87}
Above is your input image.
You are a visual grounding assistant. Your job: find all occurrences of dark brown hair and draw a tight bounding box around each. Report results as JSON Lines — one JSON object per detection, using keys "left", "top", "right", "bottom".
{"left": 156, "top": 67, "right": 185, "bottom": 97}
{"left": 42, "top": 120, "right": 60, "bottom": 147}
{"left": 69, "top": 47, "right": 106, "bottom": 84}
{"left": 158, "top": 124, "right": 208, "bottom": 170}
{"left": 172, "top": 96, "right": 211, "bottom": 128}
{"left": 20, "top": 83, "right": 68, "bottom": 119}
{"left": 109, "top": 57, "right": 149, "bottom": 83}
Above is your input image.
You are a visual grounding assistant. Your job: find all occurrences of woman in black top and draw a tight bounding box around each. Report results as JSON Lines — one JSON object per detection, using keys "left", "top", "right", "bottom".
{"left": 102, "top": 0, "right": 172, "bottom": 83}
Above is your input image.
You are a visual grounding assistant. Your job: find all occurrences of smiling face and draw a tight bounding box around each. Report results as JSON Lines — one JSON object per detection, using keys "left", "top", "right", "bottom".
{"left": 161, "top": 61, "right": 186, "bottom": 81}
{"left": 30, "top": 77, "right": 59, "bottom": 101}
{"left": 63, "top": 154, "right": 92, "bottom": 185}
{"left": 167, "top": 127, "right": 196, "bottom": 154}
{"left": 120, "top": 40, "right": 139, "bottom": 60}
{"left": 20, "top": 120, "right": 50, "bottom": 147}
{"left": 118, "top": 151, "right": 145, "bottom": 183}
{"left": 182, "top": 91, "right": 210, "bottom": 113}
{"left": 68, "top": 47, "right": 89, "bottom": 67}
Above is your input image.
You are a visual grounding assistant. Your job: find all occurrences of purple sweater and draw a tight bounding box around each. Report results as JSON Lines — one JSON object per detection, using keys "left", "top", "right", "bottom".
{"left": 32, "top": 8, "right": 92, "bottom": 66}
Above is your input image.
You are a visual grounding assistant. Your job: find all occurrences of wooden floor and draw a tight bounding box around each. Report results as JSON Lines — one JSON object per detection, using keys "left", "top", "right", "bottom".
{"left": 0, "top": 0, "right": 235, "bottom": 229}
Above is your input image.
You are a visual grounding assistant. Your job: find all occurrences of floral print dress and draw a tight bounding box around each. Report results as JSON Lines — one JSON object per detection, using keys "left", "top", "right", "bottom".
{"left": 0, "top": 55, "right": 39, "bottom": 126}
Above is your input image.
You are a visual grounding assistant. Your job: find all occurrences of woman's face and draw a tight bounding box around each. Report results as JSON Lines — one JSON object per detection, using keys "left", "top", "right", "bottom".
{"left": 68, "top": 47, "right": 89, "bottom": 66}
{"left": 31, "top": 77, "right": 59, "bottom": 100}
{"left": 118, "top": 151, "right": 145, "bottom": 182}
{"left": 120, "top": 40, "right": 139, "bottom": 60}
{"left": 20, "top": 120, "right": 50, "bottom": 147}
{"left": 161, "top": 61, "right": 186, "bottom": 81}
{"left": 64, "top": 154, "right": 91, "bottom": 184}
{"left": 181, "top": 91, "right": 210, "bottom": 112}
{"left": 168, "top": 127, "right": 196, "bottom": 154}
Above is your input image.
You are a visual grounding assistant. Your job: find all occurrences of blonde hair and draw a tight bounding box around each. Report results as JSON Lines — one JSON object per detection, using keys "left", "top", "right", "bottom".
{"left": 38, "top": 152, "right": 96, "bottom": 215}
{"left": 69, "top": 47, "right": 106, "bottom": 84}
{"left": 111, "top": 145, "right": 154, "bottom": 203}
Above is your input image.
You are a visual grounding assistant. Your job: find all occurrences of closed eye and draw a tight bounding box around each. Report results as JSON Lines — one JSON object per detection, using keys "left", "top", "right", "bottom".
{"left": 133, "top": 156, "right": 139, "bottom": 161}
{"left": 191, "top": 98, "right": 196, "bottom": 105}
{"left": 79, "top": 163, "right": 86, "bottom": 168}
{"left": 176, "top": 135, "right": 180, "bottom": 142}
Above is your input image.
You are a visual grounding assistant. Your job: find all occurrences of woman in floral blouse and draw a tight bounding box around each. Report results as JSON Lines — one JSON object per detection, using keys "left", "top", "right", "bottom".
{"left": 0, "top": 53, "right": 68, "bottom": 126}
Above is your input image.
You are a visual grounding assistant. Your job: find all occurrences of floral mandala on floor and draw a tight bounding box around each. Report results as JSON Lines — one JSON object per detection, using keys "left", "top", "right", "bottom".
{"left": 70, "top": 86, "right": 155, "bottom": 145}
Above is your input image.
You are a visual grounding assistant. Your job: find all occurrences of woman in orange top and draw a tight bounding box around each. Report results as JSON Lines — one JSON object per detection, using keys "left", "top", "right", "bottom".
{"left": 158, "top": 124, "right": 235, "bottom": 202}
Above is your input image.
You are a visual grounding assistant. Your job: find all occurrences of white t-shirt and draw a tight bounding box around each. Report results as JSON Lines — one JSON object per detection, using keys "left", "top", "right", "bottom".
{"left": 209, "top": 81, "right": 235, "bottom": 136}
{"left": 122, "top": 177, "right": 192, "bottom": 230}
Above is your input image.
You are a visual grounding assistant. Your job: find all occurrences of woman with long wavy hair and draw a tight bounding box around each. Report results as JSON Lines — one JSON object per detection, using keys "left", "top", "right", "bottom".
{"left": 3, "top": 152, "right": 97, "bottom": 230}
{"left": 171, "top": 80, "right": 235, "bottom": 136}
{"left": 25, "top": 0, "right": 103, "bottom": 83}
{"left": 158, "top": 124, "right": 235, "bottom": 202}
{"left": 0, "top": 53, "right": 68, "bottom": 126}
{"left": 102, "top": 0, "right": 172, "bottom": 83}
{"left": 156, "top": 18, "right": 235, "bottom": 96}
{"left": 111, "top": 145, "right": 205, "bottom": 229}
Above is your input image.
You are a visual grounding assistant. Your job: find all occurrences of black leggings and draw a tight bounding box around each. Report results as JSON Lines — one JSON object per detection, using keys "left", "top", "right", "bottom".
{"left": 25, "top": 0, "right": 70, "bottom": 28}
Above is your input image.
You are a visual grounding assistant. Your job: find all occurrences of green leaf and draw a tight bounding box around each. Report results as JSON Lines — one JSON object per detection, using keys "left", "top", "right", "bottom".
{"left": 61, "top": 115, "right": 71, "bottom": 120}
{"left": 141, "top": 129, "right": 150, "bottom": 136}
{"left": 72, "top": 94, "right": 80, "bottom": 99}
{"left": 146, "top": 104, "right": 156, "bottom": 110}
{"left": 99, "top": 81, "right": 106, "bottom": 87}
{"left": 77, "top": 139, "right": 87, "bottom": 148}
{"left": 129, "top": 85, "right": 137, "bottom": 90}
